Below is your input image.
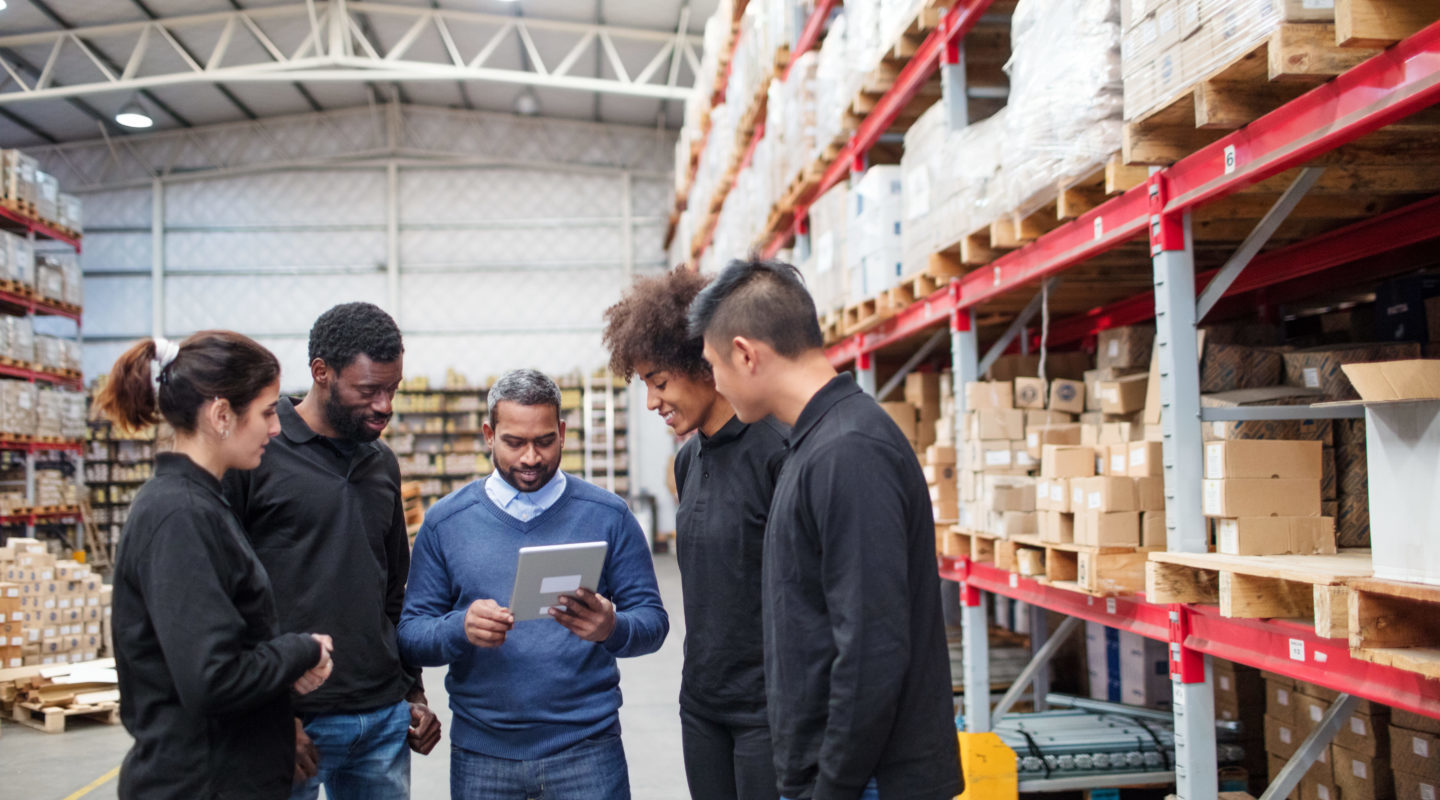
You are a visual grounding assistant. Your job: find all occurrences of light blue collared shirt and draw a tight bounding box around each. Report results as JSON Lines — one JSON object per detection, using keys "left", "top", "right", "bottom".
{"left": 484, "top": 470, "right": 568, "bottom": 523}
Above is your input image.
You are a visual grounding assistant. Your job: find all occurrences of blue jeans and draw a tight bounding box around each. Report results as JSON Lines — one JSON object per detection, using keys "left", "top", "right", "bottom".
{"left": 782, "top": 778, "right": 879, "bottom": 800}
{"left": 291, "top": 699, "right": 412, "bottom": 800}
{"left": 450, "top": 733, "right": 630, "bottom": 800}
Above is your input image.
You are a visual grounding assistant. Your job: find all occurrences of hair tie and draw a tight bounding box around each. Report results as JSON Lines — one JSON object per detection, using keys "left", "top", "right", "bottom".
{"left": 151, "top": 337, "right": 181, "bottom": 394}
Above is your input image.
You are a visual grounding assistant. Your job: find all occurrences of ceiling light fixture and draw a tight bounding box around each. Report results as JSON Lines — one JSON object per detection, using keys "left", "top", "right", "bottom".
{"left": 0, "top": 1, "right": 8, "bottom": 10}
{"left": 115, "top": 96, "right": 153, "bottom": 129}
{"left": 514, "top": 88, "right": 540, "bottom": 117}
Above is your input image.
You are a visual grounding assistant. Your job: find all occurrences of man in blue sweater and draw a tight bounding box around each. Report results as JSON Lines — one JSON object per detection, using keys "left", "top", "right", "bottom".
{"left": 398, "top": 368, "right": 668, "bottom": 800}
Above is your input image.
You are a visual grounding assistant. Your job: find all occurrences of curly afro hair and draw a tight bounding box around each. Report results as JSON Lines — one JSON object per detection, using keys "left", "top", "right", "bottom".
{"left": 603, "top": 267, "right": 713, "bottom": 381}
{"left": 308, "top": 301, "right": 404, "bottom": 371}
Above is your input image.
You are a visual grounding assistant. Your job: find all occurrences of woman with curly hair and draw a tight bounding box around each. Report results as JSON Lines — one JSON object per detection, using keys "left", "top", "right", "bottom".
{"left": 603, "top": 267, "right": 787, "bottom": 800}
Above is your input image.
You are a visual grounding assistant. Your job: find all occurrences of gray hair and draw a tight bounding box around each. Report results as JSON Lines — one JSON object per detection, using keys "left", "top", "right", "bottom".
{"left": 487, "top": 368, "right": 562, "bottom": 426}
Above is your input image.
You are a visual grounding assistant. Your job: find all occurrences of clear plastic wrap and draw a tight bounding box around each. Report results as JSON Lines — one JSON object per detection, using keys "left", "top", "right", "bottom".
{"left": 805, "top": 182, "right": 851, "bottom": 314}
{"left": 846, "top": 166, "right": 905, "bottom": 303}
{"left": 999, "top": 0, "right": 1124, "bottom": 217}
{"left": 0, "top": 380, "right": 37, "bottom": 436}
{"left": 1121, "top": 0, "right": 1334, "bottom": 122}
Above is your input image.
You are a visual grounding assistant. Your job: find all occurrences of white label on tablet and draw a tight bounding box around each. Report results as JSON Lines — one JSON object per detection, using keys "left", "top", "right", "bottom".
{"left": 540, "top": 575, "right": 582, "bottom": 593}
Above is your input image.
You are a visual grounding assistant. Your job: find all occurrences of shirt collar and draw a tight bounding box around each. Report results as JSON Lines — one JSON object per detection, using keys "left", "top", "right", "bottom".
{"left": 789, "top": 373, "right": 862, "bottom": 450}
{"left": 278, "top": 396, "right": 320, "bottom": 444}
{"left": 486, "top": 469, "right": 567, "bottom": 507}
{"left": 154, "top": 451, "right": 228, "bottom": 505}
{"left": 698, "top": 414, "right": 745, "bottom": 451}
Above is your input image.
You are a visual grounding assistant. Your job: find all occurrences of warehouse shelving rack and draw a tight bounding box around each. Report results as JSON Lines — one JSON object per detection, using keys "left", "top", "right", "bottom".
{"left": 0, "top": 205, "right": 84, "bottom": 548}
{"left": 678, "top": 2, "right": 1440, "bottom": 798}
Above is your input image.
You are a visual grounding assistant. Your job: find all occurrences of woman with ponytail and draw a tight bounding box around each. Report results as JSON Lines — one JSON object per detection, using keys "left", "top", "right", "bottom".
{"left": 97, "top": 331, "right": 336, "bottom": 800}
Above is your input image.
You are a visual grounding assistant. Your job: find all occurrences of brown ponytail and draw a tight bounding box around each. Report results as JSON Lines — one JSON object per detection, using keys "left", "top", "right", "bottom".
{"left": 95, "top": 331, "right": 280, "bottom": 434}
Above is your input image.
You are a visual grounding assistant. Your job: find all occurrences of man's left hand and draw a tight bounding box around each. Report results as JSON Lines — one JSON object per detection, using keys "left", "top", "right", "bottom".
{"left": 406, "top": 694, "right": 442, "bottom": 755}
{"left": 551, "top": 588, "right": 616, "bottom": 642}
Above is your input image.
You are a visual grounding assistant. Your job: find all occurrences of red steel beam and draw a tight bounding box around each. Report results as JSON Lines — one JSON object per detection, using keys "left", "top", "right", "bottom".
{"left": 784, "top": 0, "right": 838, "bottom": 82}
{"left": 1038, "top": 193, "right": 1440, "bottom": 348}
{"left": 765, "top": 0, "right": 995, "bottom": 259}
{"left": 941, "top": 557, "right": 1440, "bottom": 719}
{"left": 0, "top": 205, "right": 82, "bottom": 252}
{"left": 954, "top": 19, "right": 1440, "bottom": 315}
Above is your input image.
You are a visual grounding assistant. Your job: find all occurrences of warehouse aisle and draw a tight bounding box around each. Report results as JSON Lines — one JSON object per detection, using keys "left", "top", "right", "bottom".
{"left": 1, "top": 551, "right": 688, "bottom": 800}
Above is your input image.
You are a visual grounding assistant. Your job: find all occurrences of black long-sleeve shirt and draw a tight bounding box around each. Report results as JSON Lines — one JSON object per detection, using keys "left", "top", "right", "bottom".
{"left": 673, "top": 414, "right": 788, "bottom": 727}
{"left": 222, "top": 397, "right": 419, "bottom": 715}
{"left": 764, "top": 374, "right": 962, "bottom": 800}
{"left": 114, "top": 452, "right": 321, "bottom": 800}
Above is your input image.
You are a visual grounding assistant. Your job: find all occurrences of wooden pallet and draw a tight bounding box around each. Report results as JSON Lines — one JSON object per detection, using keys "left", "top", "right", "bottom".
{"left": 819, "top": 309, "right": 844, "bottom": 345}
{"left": 1146, "top": 550, "right": 1373, "bottom": 637}
{"left": 1004, "top": 535, "right": 1159, "bottom": 596}
{"left": 1347, "top": 578, "right": 1440, "bottom": 679}
{"left": 944, "top": 528, "right": 1000, "bottom": 563}
{"left": 1123, "top": 24, "right": 1384, "bottom": 166}
{"left": 0, "top": 279, "right": 33, "bottom": 299}
{"left": 11, "top": 701, "right": 120, "bottom": 734}
{"left": 0, "top": 198, "right": 37, "bottom": 218}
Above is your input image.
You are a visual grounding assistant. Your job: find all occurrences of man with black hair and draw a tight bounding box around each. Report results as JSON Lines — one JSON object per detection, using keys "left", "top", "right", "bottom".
{"left": 689, "top": 260, "right": 963, "bottom": 800}
{"left": 224, "top": 302, "right": 441, "bottom": 800}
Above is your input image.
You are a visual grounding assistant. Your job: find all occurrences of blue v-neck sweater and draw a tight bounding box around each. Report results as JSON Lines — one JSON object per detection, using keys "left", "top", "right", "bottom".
{"left": 398, "top": 474, "right": 668, "bottom": 760}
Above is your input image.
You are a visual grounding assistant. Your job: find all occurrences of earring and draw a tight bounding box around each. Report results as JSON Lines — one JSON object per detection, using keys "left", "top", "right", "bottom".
{"left": 221, "top": 428, "right": 231, "bottom": 440}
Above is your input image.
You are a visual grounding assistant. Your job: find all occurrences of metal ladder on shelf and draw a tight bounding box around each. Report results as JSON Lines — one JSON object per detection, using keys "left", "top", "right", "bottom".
{"left": 581, "top": 370, "right": 616, "bottom": 493}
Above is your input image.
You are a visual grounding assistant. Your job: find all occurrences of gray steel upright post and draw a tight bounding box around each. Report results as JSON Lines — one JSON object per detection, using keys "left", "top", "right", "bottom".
{"left": 952, "top": 305, "right": 989, "bottom": 732}
{"left": 1152, "top": 202, "right": 1217, "bottom": 799}
{"left": 855, "top": 348, "right": 878, "bottom": 396}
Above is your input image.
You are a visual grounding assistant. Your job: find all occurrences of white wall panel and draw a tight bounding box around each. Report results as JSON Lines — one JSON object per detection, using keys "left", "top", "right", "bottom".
{"left": 400, "top": 333, "right": 610, "bottom": 387}
{"left": 84, "top": 341, "right": 137, "bottom": 385}
{"left": 399, "top": 169, "right": 622, "bottom": 222}
{"left": 165, "top": 230, "right": 387, "bottom": 272}
{"left": 80, "top": 276, "right": 152, "bottom": 337}
{"left": 397, "top": 268, "right": 625, "bottom": 333}
{"left": 81, "top": 188, "right": 152, "bottom": 228}
{"left": 165, "top": 274, "right": 388, "bottom": 336}
{"left": 248, "top": 336, "right": 315, "bottom": 394}
{"left": 80, "top": 233, "right": 151, "bottom": 273}
{"left": 398, "top": 225, "right": 625, "bottom": 267}
{"left": 164, "top": 171, "right": 386, "bottom": 227}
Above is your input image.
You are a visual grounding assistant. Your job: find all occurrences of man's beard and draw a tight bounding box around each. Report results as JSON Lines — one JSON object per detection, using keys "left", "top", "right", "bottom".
{"left": 325, "top": 391, "right": 387, "bottom": 442}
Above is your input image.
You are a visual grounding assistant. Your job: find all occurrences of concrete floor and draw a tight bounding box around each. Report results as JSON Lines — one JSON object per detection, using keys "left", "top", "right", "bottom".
{"left": 0, "top": 552, "right": 689, "bottom": 800}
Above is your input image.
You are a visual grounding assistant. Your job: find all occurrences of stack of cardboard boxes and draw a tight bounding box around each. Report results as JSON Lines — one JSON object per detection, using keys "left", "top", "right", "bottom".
{"left": 0, "top": 538, "right": 112, "bottom": 668}
{"left": 882, "top": 372, "right": 960, "bottom": 525}
{"left": 1085, "top": 621, "right": 1172, "bottom": 709}
{"left": 1390, "top": 711, "right": 1440, "bottom": 800}
{"left": 1203, "top": 439, "right": 1336, "bottom": 556}
{"left": 1214, "top": 659, "right": 1269, "bottom": 795}
{"left": 1264, "top": 674, "right": 1396, "bottom": 800}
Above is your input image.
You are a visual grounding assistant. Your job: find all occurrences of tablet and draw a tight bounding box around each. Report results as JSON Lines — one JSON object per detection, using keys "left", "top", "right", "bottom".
{"left": 509, "top": 541, "right": 609, "bottom": 622}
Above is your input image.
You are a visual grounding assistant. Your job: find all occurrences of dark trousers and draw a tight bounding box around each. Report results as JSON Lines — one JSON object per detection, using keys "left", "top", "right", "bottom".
{"left": 680, "top": 706, "right": 779, "bottom": 800}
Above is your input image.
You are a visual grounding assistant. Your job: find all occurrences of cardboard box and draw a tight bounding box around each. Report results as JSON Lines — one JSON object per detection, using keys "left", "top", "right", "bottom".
{"left": 1098, "top": 420, "right": 1143, "bottom": 445}
{"left": 1013, "top": 377, "right": 1047, "bottom": 410}
{"left": 993, "top": 511, "right": 1037, "bottom": 537}
{"left": 1126, "top": 440, "right": 1164, "bottom": 477}
{"left": 1202, "top": 387, "right": 1333, "bottom": 443}
{"left": 1050, "top": 379, "right": 1086, "bottom": 414}
{"left": 1098, "top": 374, "right": 1150, "bottom": 415}
{"left": 1038, "top": 510, "right": 1075, "bottom": 544}
{"left": 1320, "top": 447, "right": 1337, "bottom": 501}
{"left": 1204, "top": 440, "right": 1324, "bottom": 480}
{"left": 1074, "top": 510, "right": 1141, "bottom": 546}
{"left": 1073, "top": 476, "right": 1139, "bottom": 513}
{"left": 1107, "top": 443, "right": 1129, "bottom": 477}
{"left": 1201, "top": 340, "right": 1285, "bottom": 393}
{"left": 922, "top": 463, "right": 956, "bottom": 486}
{"left": 1202, "top": 478, "right": 1321, "bottom": 518}
{"left": 1283, "top": 343, "right": 1423, "bottom": 399}
{"left": 1395, "top": 770, "right": 1438, "bottom": 800}
{"left": 925, "top": 445, "right": 957, "bottom": 465}
{"left": 1041, "top": 445, "right": 1095, "bottom": 478}
{"left": 1268, "top": 755, "right": 1301, "bottom": 800}
{"left": 1332, "top": 709, "right": 1390, "bottom": 757}
{"left": 1141, "top": 511, "right": 1166, "bottom": 547}
{"left": 881, "top": 402, "right": 917, "bottom": 439}
{"left": 1266, "top": 714, "right": 1301, "bottom": 759}
{"left": 1037, "top": 478, "right": 1070, "bottom": 512}
{"left": 990, "top": 482, "right": 1035, "bottom": 512}
{"left": 970, "top": 408, "right": 1026, "bottom": 441}
{"left": 1133, "top": 476, "right": 1165, "bottom": 512}
{"left": 905, "top": 373, "right": 944, "bottom": 410}
{"left": 1394, "top": 710, "right": 1440, "bottom": 736}
{"left": 968, "top": 440, "right": 1014, "bottom": 471}
{"left": 966, "top": 381, "right": 1014, "bottom": 410}
{"left": 1217, "top": 517, "right": 1337, "bottom": 555}
{"left": 1300, "top": 748, "right": 1338, "bottom": 800}
{"left": 1026, "top": 424, "right": 1083, "bottom": 459}
{"left": 1391, "top": 725, "right": 1440, "bottom": 780}
{"left": 1333, "top": 743, "right": 1394, "bottom": 800}
{"left": 1336, "top": 492, "right": 1370, "bottom": 548}
{"left": 1268, "top": 679, "right": 1299, "bottom": 724}
{"left": 1098, "top": 325, "right": 1154, "bottom": 371}
{"left": 1084, "top": 368, "right": 1146, "bottom": 412}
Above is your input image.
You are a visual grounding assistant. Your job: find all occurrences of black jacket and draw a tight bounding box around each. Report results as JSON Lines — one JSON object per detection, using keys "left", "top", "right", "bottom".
{"left": 764, "top": 375, "right": 962, "bottom": 800}
{"left": 114, "top": 453, "right": 321, "bottom": 800}
{"left": 673, "top": 414, "right": 788, "bottom": 726}
{"left": 223, "top": 397, "right": 419, "bottom": 715}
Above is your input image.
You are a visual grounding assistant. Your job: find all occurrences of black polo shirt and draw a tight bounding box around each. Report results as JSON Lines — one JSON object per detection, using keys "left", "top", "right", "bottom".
{"left": 115, "top": 452, "right": 320, "bottom": 799}
{"left": 223, "top": 397, "right": 419, "bottom": 715}
{"left": 673, "top": 414, "right": 788, "bottom": 727}
{"left": 764, "top": 374, "right": 962, "bottom": 800}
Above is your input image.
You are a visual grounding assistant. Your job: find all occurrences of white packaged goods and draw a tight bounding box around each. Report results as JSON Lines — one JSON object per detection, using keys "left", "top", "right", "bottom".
{"left": 0, "top": 380, "right": 37, "bottom": 436}
{"left": 58, "top": 193, "right": 83, "bottom": 234}
{"left": 34, "top": 335, "right": 65, "bottom": 371}
{"left": 1122, "top": 0, "right": 1333, "bottom": 121}
{"left": 0, "top": 231, "right": 35, "bottom": 286}
{"left": 34, "top": 171, "right": 60, "bottom": 223}
{"left": 1000, "top": 0, "right": 1123, "bottom": 217}
{"left": 35, "top": 256, "right": 64, "bottom": 302}
{"left": 806, "top": 183, "right": 850, "bottom": 314}
{"left": 1, "top": 149, "right": 39, "bottom": 206}
{"left": 846, "top": 166, "right": 905, "bottom": 301}
{"left": 0, "top": 316, "right": 35, "bottom": 363}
